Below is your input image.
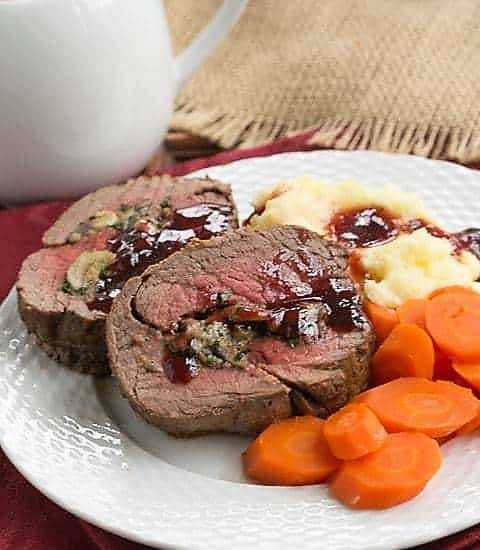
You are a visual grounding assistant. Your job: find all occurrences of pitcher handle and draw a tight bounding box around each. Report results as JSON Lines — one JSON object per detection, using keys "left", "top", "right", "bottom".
{"left": 174, "top": 0, "right": 247, "bottom": 92}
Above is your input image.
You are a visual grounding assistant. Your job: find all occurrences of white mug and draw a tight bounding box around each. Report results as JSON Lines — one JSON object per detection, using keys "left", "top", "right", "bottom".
{"left": 0, "top": 0, "right": 246, "bottom": 204}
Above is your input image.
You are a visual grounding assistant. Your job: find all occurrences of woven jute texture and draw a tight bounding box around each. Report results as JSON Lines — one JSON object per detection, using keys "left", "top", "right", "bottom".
{"left": 165, "top": 0, "right": 480, "bottom": 162}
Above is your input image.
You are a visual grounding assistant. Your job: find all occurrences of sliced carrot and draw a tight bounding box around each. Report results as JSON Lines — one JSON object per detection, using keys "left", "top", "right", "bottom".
{"left": 324, "top": 403, "right": 387, "bottom": 460}
{"left": 458, "top": 409, "right": 480, "bottom": 435}
{"left": 242, "top": 416, "right": 340, "bottom": 485}
{"left": 452, "top": 361, "right": 480, "bottom": 392}
{"left": 428, "top": 285, "right": 477, "bottom": 300}
{"left": 371, "top": 323, "right": 435, "bottom": 385}
{"left": 397, "top": 299, "right": 428, "bottom": 330}
{"left": 355, "top": 377, "right": 480, "bottom": 438}
{"left": 425, "top": 291, "right": 480, "bottom": 362}
{"left": 365, "top": 301, "right": 398, "bottom": 343}
{"left": 330, "top": 432, "right": 441, "bottom": 509}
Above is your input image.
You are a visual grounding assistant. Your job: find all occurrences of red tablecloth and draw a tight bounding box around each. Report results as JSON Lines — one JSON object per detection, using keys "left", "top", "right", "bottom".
{"left": 1, "top": 135, "right": 480, "bottom": 550}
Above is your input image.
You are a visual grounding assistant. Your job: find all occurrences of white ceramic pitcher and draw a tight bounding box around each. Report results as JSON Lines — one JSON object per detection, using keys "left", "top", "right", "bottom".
{"left": 0, "top": 0, "right": 246, "bottom": 204}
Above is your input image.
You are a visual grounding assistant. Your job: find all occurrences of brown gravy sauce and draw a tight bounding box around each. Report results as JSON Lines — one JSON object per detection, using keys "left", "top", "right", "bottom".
{"left": 328, "top": 207, "right": 480, "bottom": 261}
{"left": 329, "top": 207, "right": 399, "bottom": 248}
{"left": 89, "top": 203, "right": 233, "bottom": 313}
{"left": 163, "top": 353, "right": 201, "bottom": 384}
{"left": 455, "top": 228, "right": 480, "bottom": 259}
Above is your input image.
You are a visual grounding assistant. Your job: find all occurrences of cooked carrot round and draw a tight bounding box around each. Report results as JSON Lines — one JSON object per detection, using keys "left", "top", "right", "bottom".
{"left": 324, "top": 403, "right": 387, "bottom": 460}
{"left": 371, "top": 323, "right": 435, "bottom": 385}
{"left": 330, "top": 432, "right": 442, "bottom": 509}
{"left": 397, "top": 299, "right": 428, "bottom": 329}
{"left": 355, "top": 377, "right": 480, "bottom": 438}
{"left": 426, "top": 291, "right": 480, "bottom": 362}
{"left": 428, "top": 285, "right": 477, "bottom": 300}
{"left": 452, "top": 361, "right": 480, "bottom": 391}
{"left": 365, "top": 301, "right": 398, "bottom": 343}
{"left": 457, "top": 409, "right": 480, "bottom": 435}
{"left": 242, "top": 416, "right": 340, "bottom": 485}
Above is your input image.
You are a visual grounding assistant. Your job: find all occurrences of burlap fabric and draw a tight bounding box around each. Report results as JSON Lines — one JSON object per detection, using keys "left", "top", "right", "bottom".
{"left": 165, "top": 0, "right": 480, "bottom": 163}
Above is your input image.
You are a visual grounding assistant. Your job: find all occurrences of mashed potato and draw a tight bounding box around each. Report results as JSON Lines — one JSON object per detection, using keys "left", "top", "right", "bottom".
{"left": 250, "top": 176, "right": 433, "bottom": 234}
{"left": 360, "top": 228, "right": 480, "bottom": 308}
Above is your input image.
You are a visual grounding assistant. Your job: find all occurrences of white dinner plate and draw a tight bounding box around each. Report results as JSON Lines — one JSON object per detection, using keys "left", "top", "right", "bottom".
{"left": 1, "top": 151, "right": 480, "bottom": 550}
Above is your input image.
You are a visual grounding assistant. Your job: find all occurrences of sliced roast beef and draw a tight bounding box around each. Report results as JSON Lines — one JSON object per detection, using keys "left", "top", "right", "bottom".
{"left": 17, "top": 176, "right": 238, "bottom": 374}
{"left": 106, "top": 226, "right": 375, "bottom": 436}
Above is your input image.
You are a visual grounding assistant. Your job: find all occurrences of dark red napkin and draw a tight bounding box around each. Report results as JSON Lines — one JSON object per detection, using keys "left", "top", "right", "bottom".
{"left": 1, "top": 135, "right": 479, "bottom": 550}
